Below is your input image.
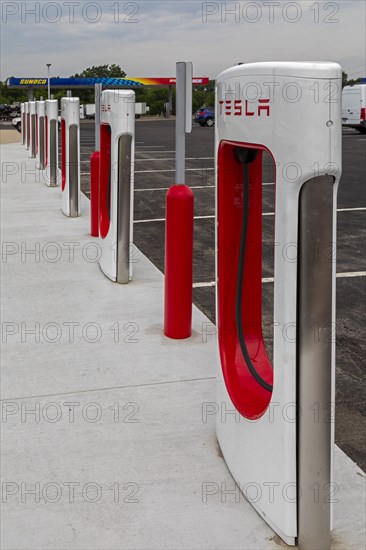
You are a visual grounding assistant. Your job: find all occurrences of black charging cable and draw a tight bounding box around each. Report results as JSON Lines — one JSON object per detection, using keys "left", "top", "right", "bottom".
{"left": 234, "top": 147, "right": 273, "bottom": 393}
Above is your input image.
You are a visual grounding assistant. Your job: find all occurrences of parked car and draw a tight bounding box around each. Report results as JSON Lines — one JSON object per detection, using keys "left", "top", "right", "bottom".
{"left": 85, "top": 104, "right": 96, "bottom": 119}
{"left": 194, "top": 107, "right": 215, "bottom": 127}
{"left": 342, "top": 84, "right": 366, "bottom": 134}
{"left": 12, "top": 116, "right": 21, "bottom": 132}
{"left": 0, "top": 103, "right": 14, "bottom": 121}
{"left": 0, "top": 103, "right": 11, "bottom": 113}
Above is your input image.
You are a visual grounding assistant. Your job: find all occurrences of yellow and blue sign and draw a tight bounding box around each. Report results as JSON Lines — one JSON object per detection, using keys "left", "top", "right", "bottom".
{"left": 8, "top": 77, "right": 210, "bottom": 88}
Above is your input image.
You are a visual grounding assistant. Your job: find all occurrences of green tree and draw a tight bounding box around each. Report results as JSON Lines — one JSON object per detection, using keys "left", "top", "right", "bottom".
{"left": 0, "top": 80, "right": 29, "bottom": 105}
{"left": 69, "top": 64, "right": 127, "bottom": 103}
{"left": 342, "top": 71, "right": 363, "bottom": 88}
{"left": 342, "top": 71, "right": 348, "bottom": 88}
{"left": 71, "top": 64, "right": 126, "bottom": 79}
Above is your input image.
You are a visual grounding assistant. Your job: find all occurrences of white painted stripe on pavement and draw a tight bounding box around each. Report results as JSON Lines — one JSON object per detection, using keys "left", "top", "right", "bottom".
{"left": 130, "top": 206, "right": 366, "bottom": 223}
{"left": 135, "top": 157, "right": 214, "bottom": 162}
{"left": 134, "top": 184, "right": 274, "bottom": 191}
{"left": 135, "top": 168, "right": 215, "bottom": 173}
{"left": 135, "top": 185, "right": 215, "bottom": 192}
{"left": 193, "top": 271, "right": 366, "bottom": 288}
{"left": 193, "top": 282, "right": 216, "bottom": 288}
{"left": 135, "top": 215, "right": 215, "bottom": 223}
{"left": 336, "top": 271, "right": 366, "bottom": 279}
{"left": 338, "top": 207, "right": 366, "bottom": 212}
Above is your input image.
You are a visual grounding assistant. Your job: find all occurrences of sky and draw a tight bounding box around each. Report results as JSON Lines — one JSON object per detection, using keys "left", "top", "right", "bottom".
{"left": 1, "top": 0, "right": 365, "bottom": 81}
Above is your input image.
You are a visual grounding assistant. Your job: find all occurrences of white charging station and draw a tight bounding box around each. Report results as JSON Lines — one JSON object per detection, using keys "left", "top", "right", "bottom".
{"left": 24, "top": 102, "right": 29, "bottom": 150}
{"left": 45, "top": 99, "right": 59, "bottom": 187}
{"left": 61, "top": 97, "right": 80, "bottom": 217}
{"left": 215, "top": 62, "right": 342, "bottom": 549}
{"left": 99, "top": 90, "right": 135, "bottom": 283}
{"left": 36, "top": 100, "right": 46, "bottom": 170}
{"left": 29, "top": 101, "right": 36, "bottom": 158}
{"left": 20, "top": 103, "right": 25, "bottom": 145}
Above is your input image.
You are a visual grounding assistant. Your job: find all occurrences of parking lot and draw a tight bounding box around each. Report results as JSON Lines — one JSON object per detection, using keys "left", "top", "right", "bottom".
{"left": 75, "top": 118, "right": 366, "bottom": 470}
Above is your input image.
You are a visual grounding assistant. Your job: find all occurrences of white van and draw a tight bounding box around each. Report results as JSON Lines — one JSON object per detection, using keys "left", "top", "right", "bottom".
{"left": 342, "top": 84, "right": 366, "bottom": 133}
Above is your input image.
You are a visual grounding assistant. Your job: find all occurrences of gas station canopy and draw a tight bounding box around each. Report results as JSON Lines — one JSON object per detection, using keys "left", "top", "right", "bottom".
{"left": 7, "top": 77, "right": 210, "bottom": 88}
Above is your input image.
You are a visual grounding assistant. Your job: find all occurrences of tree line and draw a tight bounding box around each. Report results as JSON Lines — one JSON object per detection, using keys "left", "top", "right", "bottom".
{"left": 0, "top": 64, "right": 215, "bottom": 115}
{"left": 0, "top": 65, "right": 362, "bottom": 112}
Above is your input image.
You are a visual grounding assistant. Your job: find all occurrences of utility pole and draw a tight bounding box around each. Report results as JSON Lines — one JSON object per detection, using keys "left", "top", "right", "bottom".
{"left": 46, "top": 64, "right": 52, "bottom": 99}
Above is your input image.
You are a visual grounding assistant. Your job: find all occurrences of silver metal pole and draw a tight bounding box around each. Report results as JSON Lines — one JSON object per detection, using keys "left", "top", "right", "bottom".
{"left": 67, "top": 90, "right": 72, "bottom": 98}
{"left": 117, "top": 134, "right": 133, "bottom": 284}
{"left": 297, "top": 175, "right": 334, "bottom": 550}
{"left": 175, "top": 62, "right": 186, "bottom": 185}
{"left": 46, "top": 64, "right": 51, "bottom": 100}
{"left": 95, "top": 83, "right": 102, "bottom": 152}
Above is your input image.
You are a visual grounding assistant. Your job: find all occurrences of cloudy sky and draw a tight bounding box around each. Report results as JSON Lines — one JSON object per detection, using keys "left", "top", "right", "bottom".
{"left": 1, "top": 0, "right": 365, "bottom": 81}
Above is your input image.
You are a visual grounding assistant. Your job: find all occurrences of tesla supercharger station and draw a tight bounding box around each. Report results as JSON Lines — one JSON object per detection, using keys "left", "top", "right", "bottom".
{"left": 36, "top": 100, "right": 46, "bottom": 170}
{"left": 24, "top": 102, "right": 29, "bottom": 150}
{"left": 99, "top": 90, "right": 135, "bottom": 283}
{"left": 61, "top": 97, "right": 80, "bottom": 217}
{"left": 45, "top": 99, "right": 59, "bottom": 187}
{"left": 20, "top": 103, "right": 25, "bottom": 145}
{"left": 215, "top": 62, "right": 341, "bottom": 549}
{"left": 29, "top": 101, "right": 36, "bottom": 157}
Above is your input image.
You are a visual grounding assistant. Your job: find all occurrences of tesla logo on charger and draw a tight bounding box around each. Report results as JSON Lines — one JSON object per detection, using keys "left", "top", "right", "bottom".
{"left": 219, "top": 99, "right": 270, "bottom": 117}
{"left": 101, "top": 104, "right": 111, "bottom": 112}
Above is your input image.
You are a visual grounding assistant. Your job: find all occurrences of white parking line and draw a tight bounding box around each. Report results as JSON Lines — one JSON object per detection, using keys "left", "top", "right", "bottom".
{"left": 135, "top": 214, "right": 215, "bottom": 223}
{"left": 135, "top": 168, "right": 215, "bottom": 173}
{"left": 134, "top": 206, "right": 366, "bottom": 223}
{"left": 135, "top": 157, "right": 214, "bottom": 162}
{"left": 193, "top": 282, "right": 216, "bottom": 288}
{"left": 338, "top": 207, "right": 366, "bottom": 213}
{"left": 135, "top": 217, "right": 165, "bottom": 223}
{"left": 134, "top": 183, "right": 275, "bottom": 192}
{"left": 135, "top": 185, "right": 215, "bottom": 192}
{"left": 336, "top": 271, "right": 366, "bottom": 279}
{"left": 193, "top": 271, "right": 366, "bottom": 288}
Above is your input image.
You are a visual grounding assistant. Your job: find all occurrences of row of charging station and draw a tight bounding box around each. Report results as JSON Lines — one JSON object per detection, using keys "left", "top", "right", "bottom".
{"left": 20, "top": 99, "right": 59, "bottom": 187}
{"left": 18, "top": 62, "right": 342, "bottom": 550}
{"left": 20, "top": 91, "right": 136, "bottom": 283}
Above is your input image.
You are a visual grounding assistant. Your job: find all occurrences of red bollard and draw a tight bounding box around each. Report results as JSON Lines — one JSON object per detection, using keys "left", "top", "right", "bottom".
{"left": 164, "top": 184, "right": 194, "bottom": 339}
{"left": 90, "top": 151, "right": 100, "bottom": 237}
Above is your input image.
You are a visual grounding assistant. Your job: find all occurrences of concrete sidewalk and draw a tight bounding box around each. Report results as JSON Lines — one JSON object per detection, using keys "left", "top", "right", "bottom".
{"left": 1, "top": 142, "right": 365, "bottom": 549}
